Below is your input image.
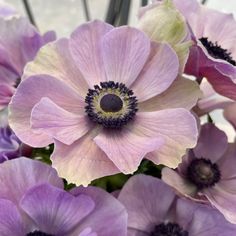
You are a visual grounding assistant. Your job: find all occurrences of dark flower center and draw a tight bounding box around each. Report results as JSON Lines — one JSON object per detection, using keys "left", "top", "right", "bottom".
{"left": 14, "top": 77, "right": 21, "bottom": 88}
{"left": 199, "top": 37, "right": 236, "bottom": 66}
{"left": 85, "top": 81, "right": 138, "bottom": 129}
{"left": 150, "top": 222, "right": 188, "bottom": 236}
{"left": 27, "top": 231, "right": 54, "bottom": 236}
{"left": 187, "top": 158, "right": 221, "bottom": 189}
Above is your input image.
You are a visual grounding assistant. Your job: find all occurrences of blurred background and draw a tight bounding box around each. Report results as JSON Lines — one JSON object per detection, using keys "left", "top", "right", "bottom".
{"left": 5, "top": 0, "right": 236, "bottom": 141}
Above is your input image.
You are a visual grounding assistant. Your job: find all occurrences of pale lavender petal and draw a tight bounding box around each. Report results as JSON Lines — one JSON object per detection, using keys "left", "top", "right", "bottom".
{"left": 118, "top": 175, "right": 176, "bottom": 234}
{"left": 9, "top": 75, "right": 84, "bottom": 147}
{"left": 193, "top": 123, "right": 228, "bottom": 162}
{"left": 0, "top": 1, "right": 18, "bottom": 17}
{"left": 20, "top": 184, "right": 95, "bottom": 235}
{"left": 131, "top": 42, "right": 178, "bottom": 102}
{"left": 52, "top": 129, "right": 120, "bottom": 186}
{"left": 102, "top": 26, "right": 150, "bottom": 87}
{"left": 70, "top": 20, "right": 113, "bottom": 87}
{"left": 71, "top": 186, "right": 127, "bottom": 236}
{"left": 94, "top": 128, "right": 164, "bottom": 174}
{"left": 0, "top": 157, "right": 63, "bottom": 206}
{"left": 31, "top": 97, "right": 92, "bottom": 145}
{"left": 0, "top": 199, "right": 25, "bottom": 236}
{"left": 224, "top": 103, "right": 236, "bottom": 129}
{"left": 0, "top": 83, "right": 15, "bottom": 110}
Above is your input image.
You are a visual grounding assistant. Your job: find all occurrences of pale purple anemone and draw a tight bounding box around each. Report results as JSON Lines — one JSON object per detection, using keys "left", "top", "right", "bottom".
{"left": 118, "top": 174, "right": 236, "bottom": 235}
{"left": 0, "top": 16, "right": 55, "bottom": 110}
{"left": 162, "top": 123, "right": 236, "bottom": 224}
{"left": 168, "top": 0, "right": 236, "bottom": 100}
{"left": 9, "top": 20, "right": 200, "bottom": 186}
{"left": 0, "top": 158, "right": 127, "bottom": 236}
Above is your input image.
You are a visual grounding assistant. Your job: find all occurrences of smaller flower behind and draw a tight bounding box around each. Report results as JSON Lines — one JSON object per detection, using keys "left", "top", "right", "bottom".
{"left": 118, "top": 174, "right": 236, "bottom": 236}
{"left": 0, "top": 15, "right": 56, "bottom": 110}
{"left": 162, "top": 123, "right": 236, "bottom": 224}
{"left": 9, "top": 20, "right": 201, "bottom": 186}
{"left": 0, "top": 157, "right": 127, "bottom": 236}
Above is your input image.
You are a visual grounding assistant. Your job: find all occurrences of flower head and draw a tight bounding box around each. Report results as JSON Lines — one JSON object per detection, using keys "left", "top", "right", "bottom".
{"left": 118, "top": 174, "right": 236, "bottom": 235}
{"left": 162, "top": 123, "right": 236, "bottom": 223}
{"left": 9, "top": 20, "right": 200, "bottom": 186}
{"left": 0, "top": 16, "right": 56, "bottom": 110}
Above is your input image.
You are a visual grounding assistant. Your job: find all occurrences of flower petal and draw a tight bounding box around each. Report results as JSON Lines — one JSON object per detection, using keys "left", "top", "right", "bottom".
{"left": 118, "top": 175, "right": 176, "bottom": 233}
{"left": 0, "top": 83, "right": 15, "bottom": 110}
{"left": 71, "top": 186, "right": 127, "bottom": 236}
{"left": 131, "top": 42, "right": 178, "bottom": 102}
{"left": 31, "top": 97, "right": 92, "bottom": 145}
{"left": 0, "top": 157, "right": 63, "bottom": 206}
{"left": 9, "top": 75, "right": 84, "bottom": 147}
{"left": 138, "top": 78, "right": 202, "bottom": 112}
{"left": 52, "top": 129, "right": 120, "bottom": 186}
{"left": 21, "top": 184, "right": 95, "bottom": 235}
{"left": 70, "top": 20, "right": 113, "bottom": 87}
{"left": 224, "top": 103, "right": 236, "bottom": 129}
{"left": 102, "top": 26, "right": 150, "bottom": 87}
{"left": 94, "top": 129, "right": 164, "bottom": 174}
{"left": 193, "top": 123, "right": 228, "bottom": 162}
{"left": 23, "top": 38, "right": 88, "bottom": 97}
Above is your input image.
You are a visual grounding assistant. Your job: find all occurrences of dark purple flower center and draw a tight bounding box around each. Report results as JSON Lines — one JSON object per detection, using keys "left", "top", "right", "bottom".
{"left": 85, "top": 81, "right": 138, "bottom": 129}
{"left": 199, "top": 37, "right": 236, "bottom": 66}
{"left": 150, "top": 222, "right": 188, "bottom": 236}
{"left": 26, "top": 231, "right": 54, "bottom": 236}
{"left": 187, "top": 158, "right": 221, "bottom": 189}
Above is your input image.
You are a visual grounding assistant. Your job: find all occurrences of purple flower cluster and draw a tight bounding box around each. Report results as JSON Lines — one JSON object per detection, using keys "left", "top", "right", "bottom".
{"left": 0, "top": 0, "right": 236, "bottom": 235}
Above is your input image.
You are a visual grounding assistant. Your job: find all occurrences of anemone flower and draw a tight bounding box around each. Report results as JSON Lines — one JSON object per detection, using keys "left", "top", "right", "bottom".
{"left": 0, "top": 158, "right": 127, "bottom": 236}
{"left": 9, "top": 20, "right": 200, "bottom": 186}
{"left": 118, "top": 174, "right": 236, "bottom": 235}
{"left": 166, "top": 0, "right": 236, "bottom": 100}
{"left": 162, "top": 123, "right": 236, "bottom": 224}
{"left": 0, "top": 16, "right": 55, "bottom": 110}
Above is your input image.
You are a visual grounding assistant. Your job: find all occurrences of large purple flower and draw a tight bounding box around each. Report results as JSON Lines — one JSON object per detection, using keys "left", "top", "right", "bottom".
{"left": 9, "top": 20, "right": 200, "bottom": 186}
{"left": 162, "top": 123, "right": 236, "bottom": 224}
{"left": 0, "top": 16, "right": 55, "bottom": 110}
{"left": 0, "top": 158, "right": 127, "bottom": 236}
{"left": 169, "top": 0, "right": 236, "bottom": 100}
{"left": 118, "top": 174, "right": 236, "bottom": 235}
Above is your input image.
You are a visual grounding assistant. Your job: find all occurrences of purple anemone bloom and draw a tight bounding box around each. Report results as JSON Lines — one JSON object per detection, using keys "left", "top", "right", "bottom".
{"left": 118, "top": 174, "right": 236, "bottom": 235}
{"left": 0, "top": 16, "right": 55, "bottom": 110}
{"left": 0, "top": 158, "right": 127, "bottom": 236}
{"left": 162, "top": 123, "right": 236, "bottom": 224}
{"left": 169, "top": 0, "right": 236, "bottom": 100}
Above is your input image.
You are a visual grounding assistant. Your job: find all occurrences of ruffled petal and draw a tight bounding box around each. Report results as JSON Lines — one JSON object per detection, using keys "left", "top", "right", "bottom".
{"left": 0, "top": 157, "right": 63, "bottom": 206}
{"left": 131, "top": 42, "right": 178, "bottom": 102}
{"left": 102, "top": 26, "right": 150, "bottom": 87}
{"left": 20, "top": 184, "right": 95, "bottom": 235}
{"left": 138, "top": 78, "right": 202, "bottom": 112}
{"left": 52, "top": 129, "right": 120, "bottom": 186}
{"left": 70, "top": 20, "right": 113, "bottom": 87}
{"left": 9, "top": 75, "right": 84, "bottom": 147}
{"left": 31, "top": 97, "right": 92, "bottom": 145}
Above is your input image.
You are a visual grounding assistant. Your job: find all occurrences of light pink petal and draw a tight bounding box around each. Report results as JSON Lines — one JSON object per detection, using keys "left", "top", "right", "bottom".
{"left": 133, "top": 109, "right": 198, "bottom": 168}
{"left": 52, "top": 129, "right": 120, "bottom": 186}
{"left": 70, "top": 20, "right": 113, "bottom": 87}
{"left": 23, "top": 38, "right": 88, "bottom": 97}
{"left": 138, "top": 78, "right": 202, "bottom": 112}
{"left": 31, "top": 97, "right": 92, "bottom": 145}
{"left": 193, "top": 123, "right": 228, "bottom": 162}
{"left": 0, "top": 83, "right": 15, "bottom": 110}
{"left": 102, "top": 26, "right": 150, "bottom": 87}
{"left": 162, "top": 167, "right": 198, "bottom": 197}
{"left": 9, "top": 75, "right": 84, "bottom": 147}
{"left": 0, "top": 157, "right": 63, "bottom": 206}
{"left": 94, "top": 129, "right": 164, "bottom": 174}
{"left": 131, "top": 42, "right": 178, "bottom": 102}
{"left": 224, "top": 103, "right": 236, "bottom": 129}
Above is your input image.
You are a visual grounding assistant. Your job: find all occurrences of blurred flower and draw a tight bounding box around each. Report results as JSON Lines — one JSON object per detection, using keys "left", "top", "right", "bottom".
{"left": 162, "top": 123, "right": 236, "bottom": 224}
{"left": 0, "top": 0, "right": 18, "bottom": 18}
{"left": 138, "top": 0, "right": 191, "bottom": 72}
{"left": 0, "top": 158, "right": 127, "bottom": 236}
{"left": 118, "top": 174, "right": 236, "bottom": 235}
{"left": 171, "top": 0, "right": 236, "bottom": 100}
{"left": 0, "top": 16, "right": 56, "bottom": 110}
{"left": 224, "top": 102, "right": 236, "bottom": 130}
{"left": 9, "top": 20, "right": 201, "bottom": 185}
